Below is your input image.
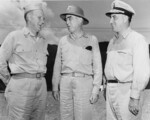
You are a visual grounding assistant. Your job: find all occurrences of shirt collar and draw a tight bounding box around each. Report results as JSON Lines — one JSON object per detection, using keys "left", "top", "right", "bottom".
{"left": 69, "top": 32, "right": 89, "bottom": 40}
{"left": 122, "top": 27, "right": 132, "bottom": 39}
{"left": 23, "top": 27, "right": 44, "bottom": 39}
{"left": 23, "top": 27, "right": 35, "bottom": 37}
{"left": 114, "top": 27, "right": 132, "bottom": 39}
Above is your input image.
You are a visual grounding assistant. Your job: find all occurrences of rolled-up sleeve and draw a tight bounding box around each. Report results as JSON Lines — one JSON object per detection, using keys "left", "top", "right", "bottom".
{"left": 131, "top": 36, "right": 150, "bottom": 99}
{"left": 91, "top": 36, "right": 103, "bottom": 94}
{"left": 0, "top": 32, "right": 14, "bottom": 83}
{"left": 52, "top": 39, "right": 62, "bottom": 91}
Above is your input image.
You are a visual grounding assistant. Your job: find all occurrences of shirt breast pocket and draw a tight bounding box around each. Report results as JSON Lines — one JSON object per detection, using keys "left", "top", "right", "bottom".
{"left": 117, "top": 49, "right": 132, "bottom": 65}
{"left": 80, "top": 49, "right": 92, "bottom": 65}
{"left": 15, "top": 45, "right": 32, "bottom": 53}
{"left": 15, "top": 46, "right": 33, "bottom": 58}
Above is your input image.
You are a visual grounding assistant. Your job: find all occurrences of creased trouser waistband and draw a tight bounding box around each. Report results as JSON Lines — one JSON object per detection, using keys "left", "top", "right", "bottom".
{"left": 12, "top": 73, "right": 45, "bottom": 79}
{"left": 61, "top": 72, "right": 91, "bottom": 77}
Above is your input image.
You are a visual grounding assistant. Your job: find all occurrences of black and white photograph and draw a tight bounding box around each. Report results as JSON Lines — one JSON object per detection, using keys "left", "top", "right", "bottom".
{"left": 0, "top": 0, "right": 150, "bottom": 120}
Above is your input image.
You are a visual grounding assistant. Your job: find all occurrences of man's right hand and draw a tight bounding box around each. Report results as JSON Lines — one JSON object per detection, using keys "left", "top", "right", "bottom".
{"left": 128, "top": 97, "right": 139, "bottom": 116}
{"left": 52, "top": 91, "right": 60, "bottom": 101}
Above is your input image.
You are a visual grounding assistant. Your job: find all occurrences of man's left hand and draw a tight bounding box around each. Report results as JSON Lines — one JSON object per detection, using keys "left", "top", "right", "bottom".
{"left": 89, "top": 93, "right": 99, "bottom": 104}
{"left": 128, "top": 97, "right": 140, "bottom": 116}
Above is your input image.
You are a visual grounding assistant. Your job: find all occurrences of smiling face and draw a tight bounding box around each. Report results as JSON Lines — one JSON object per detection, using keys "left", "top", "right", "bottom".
{"left": 65, "top": 15, "right": 83, "bottom": 33}
{"left": 27, "top": 9, "right": 45, "bottom": 33}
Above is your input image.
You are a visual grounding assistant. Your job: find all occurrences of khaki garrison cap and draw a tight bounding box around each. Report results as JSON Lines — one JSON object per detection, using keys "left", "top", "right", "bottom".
{"left": 24, "top": 3, "right": 43, "bottom": 16}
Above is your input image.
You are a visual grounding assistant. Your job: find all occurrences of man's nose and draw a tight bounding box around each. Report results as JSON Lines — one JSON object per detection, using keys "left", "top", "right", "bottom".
{"left": 66, "top": 19, "right": 70, "bottom": 26}
{"left": 41, "top": 19, "right": 45, "bottom": 25}
{"left": 110, "top": 17, "right": 113, "bottom": 24}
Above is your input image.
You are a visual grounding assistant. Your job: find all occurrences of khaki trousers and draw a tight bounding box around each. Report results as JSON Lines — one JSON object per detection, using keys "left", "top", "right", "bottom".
{"left": 106, "top": 83, "right": 142, "bottom": 120}
{"left": 141, "top": 89, "right": 150, "bottom": 120}
{"left": 60, "top": 75, "right": 93, "bottom": 120}
{"left": 4, "top": 76, "right": 47, "bottom": 120}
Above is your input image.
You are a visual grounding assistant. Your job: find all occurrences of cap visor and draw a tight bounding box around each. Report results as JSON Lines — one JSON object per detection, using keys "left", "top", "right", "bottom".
{"left": 60, "top": 13, "right": 89, "bottom": 25}
{"left": 105, "top": 12, "right": 112, "bottom": 17}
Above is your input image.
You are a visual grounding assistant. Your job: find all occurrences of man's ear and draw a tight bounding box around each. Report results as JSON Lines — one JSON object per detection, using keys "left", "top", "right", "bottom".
{"left": 77, "top": 17, "right": 83, "bottom": 25}
{"left": 27, "top": 12, "right": 33, "bottom": 22}
{"left": 123, "top": 15, "right": 128, "bottom": 23}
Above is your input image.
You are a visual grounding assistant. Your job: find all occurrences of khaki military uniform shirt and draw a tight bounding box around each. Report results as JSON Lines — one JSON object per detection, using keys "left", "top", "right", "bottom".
{"left": 53, "top": 33, "right": 102, "bottom": 94}
{"left": 105, "top": 28, "right": 150, "bottom": 99}
{"left": 0, "top": 27, "right": 48, "bottom": 82}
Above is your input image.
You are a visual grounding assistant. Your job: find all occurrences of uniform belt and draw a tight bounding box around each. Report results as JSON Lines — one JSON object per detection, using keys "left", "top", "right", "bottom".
{"left": 12, "top": 73, "right": 45, "bottom": 79}
{"left": 107, "top": 79, "right": 132, "bottom": 84}
{"left": 62, "top": 72, "right": 90, "bottom": 77}
{"left": 107, "top": 80, "right": 118, "bottom": 83}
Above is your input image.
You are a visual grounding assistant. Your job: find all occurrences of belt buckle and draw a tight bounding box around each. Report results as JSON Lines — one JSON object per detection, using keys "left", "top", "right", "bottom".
{"left": 36, "top": 73, "right": 41, "bottom": 78}
{"left": 72, "top": 72, "right": 85, "bottom": 77}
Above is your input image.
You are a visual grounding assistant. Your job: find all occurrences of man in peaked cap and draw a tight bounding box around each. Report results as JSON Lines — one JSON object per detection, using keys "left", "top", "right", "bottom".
{"left": 104, "top": 0, "right": 150, "bottom": 120}
{"left": 52, "top": 5, "right": 102, "bottom": 120}
{"left": 0, "top": 3, "right": 48, "bottom": 120}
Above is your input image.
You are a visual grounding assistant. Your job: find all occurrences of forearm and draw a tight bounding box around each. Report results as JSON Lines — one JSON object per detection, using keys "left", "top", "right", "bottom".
{"left": 52, "top": 63, "right": 61, "bottom": 91}
{"left": 92, "top": 36, "right": 103, "bottom": 94}
{"left": 131, "top": 38, "right": 150, "bottom": 99}
{"left": 0, "top": 32, "right": 14, "bottom": 84}
{"left": 52, "top": 43, "right": 62, "bottom": 91}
